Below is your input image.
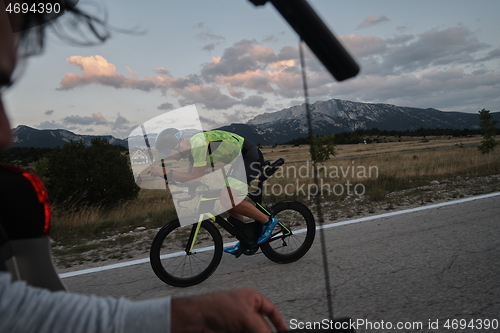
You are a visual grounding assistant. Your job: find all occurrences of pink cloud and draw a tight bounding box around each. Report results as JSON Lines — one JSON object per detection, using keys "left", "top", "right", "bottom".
{"left": 58, "top": 55, "right": 158, "bottom": 91}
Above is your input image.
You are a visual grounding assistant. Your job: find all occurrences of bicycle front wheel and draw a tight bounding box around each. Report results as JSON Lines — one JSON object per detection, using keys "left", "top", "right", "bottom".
{"left": 260, "top": 200, "right": 316, "bottom": 264}
{"left": 150, "top": 219, "right": 223, "bottom": 287}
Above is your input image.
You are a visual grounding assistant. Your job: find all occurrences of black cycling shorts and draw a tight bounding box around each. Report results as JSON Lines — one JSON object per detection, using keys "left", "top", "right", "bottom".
{"left": 226, "top": 140, "right": 262, "bottom": 191}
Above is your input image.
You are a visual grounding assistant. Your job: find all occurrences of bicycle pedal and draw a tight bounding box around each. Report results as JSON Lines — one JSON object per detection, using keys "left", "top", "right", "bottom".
{"left": 242, "top": 244, "right": 259, "bottom": 256}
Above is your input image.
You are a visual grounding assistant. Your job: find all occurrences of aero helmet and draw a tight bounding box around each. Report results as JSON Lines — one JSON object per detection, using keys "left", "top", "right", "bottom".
{"left": 155, "top": 128, "right": 183, "bottom": 156}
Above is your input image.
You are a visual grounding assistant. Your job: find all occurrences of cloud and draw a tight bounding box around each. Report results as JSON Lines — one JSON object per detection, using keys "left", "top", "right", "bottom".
{"left": 480, "top": 47, "right": 500, "bottom": 62}
{"left": 56, "top": 42, "right": 301, "bottom": 109}
{"left": 198, "top": 41, "right": 320, "bottom": 99}
{"left": 58, "top": 55, "right": 158, "bottom": 91}
{"left": 420, "top": 67, "right": 465, "bottom": 81}
{"left": 157, "top": 102, "right": 175, "bottom": 111}
{"left": 63, "top": 113, "right": 108, "bottom": 125}
{"left": 112, "top": 113, "right": 130, "bottom": 130}
{"left": 36, "top": 120, "right": 67, "bottom": 130}
{"left": 397, "top": 25, "right": 408, "bottom": 33}
{"left": 202, "top": 43, "right": 217, "bottom": 52}
{"left": 41, "top": 113, "right": 135, "bottom": 139}
{"left": 196, "top": 31, "right": 225, "bottom": 41}
{"left": 357, "top": 15, "right": 390, "bottom": 30}
{"left": 386, "top": 34, "right": 415, "bottom": 45}
{"left": 57, "top": 40, "right": 309, "bottom": 109}
{"left": 195, "top": 23, "right": 225, "bottom": 51}
{"left": 168, "top": 73, "right": 204, "bottom": 89}
{"left": 383, "top": 27, "right": 489, "bottom": 73}
{"left": 193, "top": 22, "right": 205, "bottom": 29}
{"left": 332, "top": 68, "right": 500, "bottom": 111}
{"left": 200, "top": 39, "right": 280, "bottom": 82}
{"left": 242, "top": 95, "right": 266, "bottom": 108}
{"left": 126, "top": 67, "right": 139, "bottom": 79}
{"left": 338, "top": 34, "right": 387, "bottom": 58}
{"left": 262, "top": 35, "right": 278, "bottom": 43}
{"left": 200, "top": 109, "right": 259, "bottom": 128}
{"left": 44, "top": 110, "right": 54, "bottom": 115}
{"left": 176, "top": 85, "right": 240, "bottom": 110}
{"left": 339, "top": 26, "right": 493, "bottom": 76}
{"left": 198, "top": 116, "right": 220, "bottom": 128}
{"left": 56, "top": 25, "right": 500, "bottom": 115}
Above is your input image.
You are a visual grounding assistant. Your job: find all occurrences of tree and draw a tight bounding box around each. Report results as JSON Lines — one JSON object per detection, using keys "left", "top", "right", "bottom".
{"left": 35, "top": 156, "right": 51, "bottom": 186}
{"left": 477, "top": 108, "right": 499, "bottom": 155}
{"left": 47, "top": 138, "right": 139, "bottom": 208}
{"left": 311, "top": 133, "right": 336, "bottom": 163}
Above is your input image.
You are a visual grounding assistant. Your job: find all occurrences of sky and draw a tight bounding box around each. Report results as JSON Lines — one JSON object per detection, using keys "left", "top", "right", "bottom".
{"left": 4, "top": 0, "right": 500, "bottom": 139}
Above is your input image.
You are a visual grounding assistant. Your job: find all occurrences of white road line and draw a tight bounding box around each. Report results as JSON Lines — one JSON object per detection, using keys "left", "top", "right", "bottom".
{"left": 318, "top": 191, "right": 500, "bottom": 230}
{"left": 59, "top": 191, "right": 500, "bottom": 279}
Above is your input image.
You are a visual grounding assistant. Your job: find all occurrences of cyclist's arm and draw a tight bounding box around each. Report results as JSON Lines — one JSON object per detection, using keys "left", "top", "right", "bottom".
{"left": 0, "top": 271, "right": 171, "bottom": 333}
{"left": 1, "top": 272, "right": 286, "bottom": 333}
{"left": 147, "top": 164, "right": 204, "bottom": 181}
{"left": 168, "top": 165, "right": 205, "bottom": 183}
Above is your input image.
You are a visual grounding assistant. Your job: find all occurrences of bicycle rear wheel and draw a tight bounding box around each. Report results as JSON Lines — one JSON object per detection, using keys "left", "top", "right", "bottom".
{"left": 150, "top": 219, "right": 223, "bottom": 287}
{"left": 260, "top": 200, "right": 315, "bottom": 263}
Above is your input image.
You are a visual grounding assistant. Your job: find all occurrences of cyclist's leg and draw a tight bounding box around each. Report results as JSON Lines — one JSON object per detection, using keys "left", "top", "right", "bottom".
{"left": 227, "top": 210, "right": 244, "bottom": 220}
{"left": 223, "top": 141, "right": 268, "bottom": 223}
{"left": 239, "top": 143, "right": 279, "bottom": 243}
{"left": 220, "top": 186, "right": 268, "bottom": 223}
{"left": 221, "top": 186, "right": 271, "bottom": 254}
{"left": 224, "top": 142, "right": 279, "bottom": 244}
{"left": 222, "top": 188, "right": 278, "bottom": 244}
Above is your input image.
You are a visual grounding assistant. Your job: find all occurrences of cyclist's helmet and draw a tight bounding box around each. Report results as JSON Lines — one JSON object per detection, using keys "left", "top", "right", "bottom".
{"left": 155, "top": 128, "right": 183, "bottom": 156}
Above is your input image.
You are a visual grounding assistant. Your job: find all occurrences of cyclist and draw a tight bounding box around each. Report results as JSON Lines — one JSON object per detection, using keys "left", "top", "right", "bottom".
{"left": 147, "top": 128, "right": 279, "bottom": 254}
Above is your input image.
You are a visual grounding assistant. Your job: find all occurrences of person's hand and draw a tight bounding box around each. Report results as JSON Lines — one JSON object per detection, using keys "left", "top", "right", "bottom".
{"left": 171, "top": 287, "right": 288, "bottom": 333}
{"left": 146, "top": 166, "right": 167, "bottom": 177}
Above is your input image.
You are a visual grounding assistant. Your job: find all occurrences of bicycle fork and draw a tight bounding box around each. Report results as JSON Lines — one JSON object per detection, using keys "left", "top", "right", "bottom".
{"left": 185, "top": 213, "right": 215, "bottom": 254}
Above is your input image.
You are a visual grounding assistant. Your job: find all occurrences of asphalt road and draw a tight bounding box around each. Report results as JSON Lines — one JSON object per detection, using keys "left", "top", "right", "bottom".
{"left": 62, "top": 195, "right": 500, "bottom": 332}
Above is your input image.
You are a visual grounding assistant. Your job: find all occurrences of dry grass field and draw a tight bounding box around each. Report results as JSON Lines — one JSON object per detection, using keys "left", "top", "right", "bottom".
{"left": 50, "top": 135, "right": 500, "bottom": 268}
{"left": 261, "top": 135, "right": 483, "bottom": 163}
{"left": 258, "top": 135, "right": 496, "bottom": 199}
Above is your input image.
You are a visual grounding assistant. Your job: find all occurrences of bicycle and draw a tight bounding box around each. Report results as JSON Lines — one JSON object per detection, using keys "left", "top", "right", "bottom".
{"left": 149, "top": 158, "right": 316, "bottom": 287}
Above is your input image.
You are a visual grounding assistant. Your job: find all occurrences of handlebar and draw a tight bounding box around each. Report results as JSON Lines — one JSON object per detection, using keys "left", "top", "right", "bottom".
{"left": 261, "top": 158, "right": 285, "bottom": 181}
{"left": 169, "top": 181, "right": 205, "bottom": 205}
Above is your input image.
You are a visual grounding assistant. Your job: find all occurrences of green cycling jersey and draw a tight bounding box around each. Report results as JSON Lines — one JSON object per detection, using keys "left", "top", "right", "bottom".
{"left": 190, "top": 130, "right": 244, "bottom": 167}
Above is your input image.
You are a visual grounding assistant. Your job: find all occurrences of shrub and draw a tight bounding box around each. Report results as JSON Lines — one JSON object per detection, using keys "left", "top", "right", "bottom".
{"left": 311, "top": 134, "right": 336, "bottom": 162}
{"left": 368, "top": 188, "right": 387, "bottom": 202}
{"left": 46, "top": 138, "right": 139, "bottom": 209}
{"left": 477, "top": 108, "right": 499, "bottom": 155}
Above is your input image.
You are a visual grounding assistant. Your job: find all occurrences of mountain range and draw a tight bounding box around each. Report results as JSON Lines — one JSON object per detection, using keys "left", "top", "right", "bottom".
{"left": 219, "top": 99, "right": 499, "bottom": 144}
{"left": 12, "top": 125, "right": 128, "bottom": 148}
{"left": 11, "top": 99, "right": 499, "bottom": 148}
